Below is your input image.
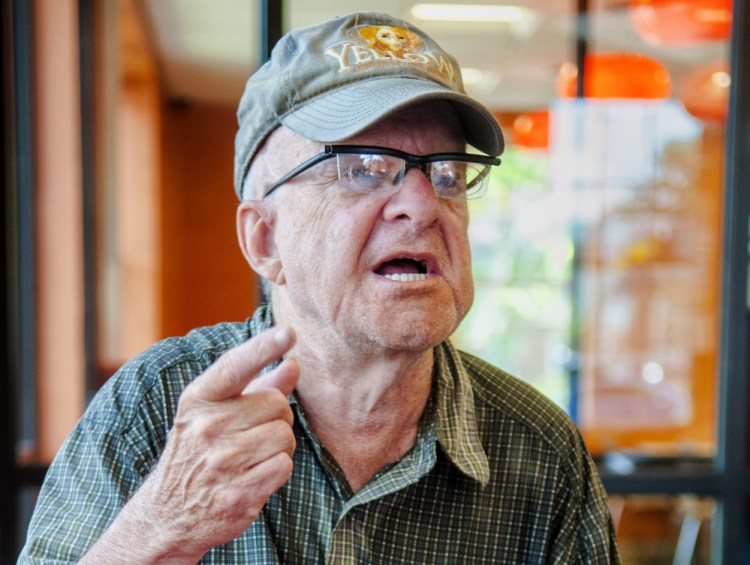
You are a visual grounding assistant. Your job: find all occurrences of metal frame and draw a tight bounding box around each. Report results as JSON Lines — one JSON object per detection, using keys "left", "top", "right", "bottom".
{"left": 3, "top": 0, "right": 34, "bottom": 560}
{"left": 2, "top": 0, "right": 38, "bottom": 560}
{"left": 78, "top": 0, "right": 99, "bottom": 402}
{"left": 0, "top": 1, "right": 16, "bottom": 558}
{"left": 714, "top": 0, "right": 750, "bottom": 560}
{"left": 261, "top": 0, "right": 283, "bottom": 64}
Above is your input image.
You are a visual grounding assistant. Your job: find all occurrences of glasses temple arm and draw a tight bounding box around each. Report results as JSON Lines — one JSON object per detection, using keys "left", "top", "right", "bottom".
{"left": 262, "top": 151, "right": 333, "bottom": 198}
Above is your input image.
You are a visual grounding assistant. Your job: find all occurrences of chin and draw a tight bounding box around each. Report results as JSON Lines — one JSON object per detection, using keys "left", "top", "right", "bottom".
{"left": 347, "top": 284, "right": 473, "bottom": 353}
{"left": 364, "top": 308, "right": 462, "bottom": 353}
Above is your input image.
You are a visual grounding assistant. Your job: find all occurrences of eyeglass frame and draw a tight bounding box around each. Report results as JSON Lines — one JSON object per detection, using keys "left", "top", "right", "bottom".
{"left": 261, "top": 144, "right": 501, "bottom": 199}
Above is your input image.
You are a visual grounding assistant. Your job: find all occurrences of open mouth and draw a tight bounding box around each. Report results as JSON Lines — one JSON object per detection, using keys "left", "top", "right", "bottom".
{"left": 374, "top": 257, "right": 429, "bottom": 282}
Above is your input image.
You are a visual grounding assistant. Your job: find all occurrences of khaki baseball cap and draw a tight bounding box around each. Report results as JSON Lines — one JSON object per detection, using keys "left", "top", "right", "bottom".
{"left": 234, "top": 11, "right": 505, "bottom": 199}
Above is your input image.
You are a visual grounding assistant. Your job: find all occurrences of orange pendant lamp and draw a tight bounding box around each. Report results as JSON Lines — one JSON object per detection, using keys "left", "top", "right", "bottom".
{"left": 557, "top": 53, "right": 672, "bottom": 100}
{"left": 630, "top": 0, "right": 732, "bottom": 46}
{"left": 679, "top": 61, "right": 730, "bottom": 121}
{"left": 512, "top": 110, "right": 550, "bottom": 150}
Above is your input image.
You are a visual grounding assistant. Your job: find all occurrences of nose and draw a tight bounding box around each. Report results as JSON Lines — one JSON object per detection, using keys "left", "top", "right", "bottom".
{"left": 382, "top": 166, "right": 441, "bottom": 230}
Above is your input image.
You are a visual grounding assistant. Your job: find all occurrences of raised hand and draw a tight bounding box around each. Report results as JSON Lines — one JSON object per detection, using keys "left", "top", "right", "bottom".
{"left": 81, "top": 326, "right": 300, "bottom": 564}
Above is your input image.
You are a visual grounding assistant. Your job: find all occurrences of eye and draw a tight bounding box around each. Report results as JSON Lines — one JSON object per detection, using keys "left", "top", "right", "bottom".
{"left": 430, "top": 161, "right": 462, "bottom": 194}
{"left": 311, "top": 159, "right": 341, "bottom": 184}
{"left": 341, "top": 154, "right": 391, "bottom": 192}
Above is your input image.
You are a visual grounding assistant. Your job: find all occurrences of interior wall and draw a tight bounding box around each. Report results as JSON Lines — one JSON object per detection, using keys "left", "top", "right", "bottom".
{"left": 33, "top": 0, "right": 85, "bottom": 462}
{"left": 114, "top": 0, "right": 162, "bottom": 363}
{"left": 159, "top": 101, "right": 257, "bottom": 339}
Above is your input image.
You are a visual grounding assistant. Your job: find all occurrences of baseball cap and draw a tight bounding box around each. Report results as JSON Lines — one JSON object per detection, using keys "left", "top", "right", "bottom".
{"left": 234, "top": 11, "right": 505, "bottom": 199}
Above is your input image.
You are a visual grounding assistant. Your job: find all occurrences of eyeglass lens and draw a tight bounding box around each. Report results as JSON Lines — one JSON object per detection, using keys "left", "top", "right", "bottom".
{"left": 336, "top": 153, "right": 490, "bottom": 199}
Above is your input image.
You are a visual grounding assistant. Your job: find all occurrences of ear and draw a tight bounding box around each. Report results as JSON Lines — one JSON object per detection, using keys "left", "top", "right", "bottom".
{"left": 236, "top": 200, "right": 285, "bottom": 285}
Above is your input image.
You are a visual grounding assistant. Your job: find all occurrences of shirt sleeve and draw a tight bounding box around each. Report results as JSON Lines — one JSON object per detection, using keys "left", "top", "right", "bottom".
{"left": 17, "top": 321, "right": 260, "bottom": 563}
{"left": 17, "top": 360, "right": 175, "bottom": 564}
{"left": 577, "top": 454, "right": 621, "bottom": 564}
{"left": 546, "top": 431, "right": 621, "bottom": 565}
{"left": 18, "top": 417, "right": 147, "bottom": 563}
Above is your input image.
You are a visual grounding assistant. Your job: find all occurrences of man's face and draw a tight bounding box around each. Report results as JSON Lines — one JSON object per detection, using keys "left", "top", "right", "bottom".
{"left": 259, "top": 103, "right": 475, "bottom": 354}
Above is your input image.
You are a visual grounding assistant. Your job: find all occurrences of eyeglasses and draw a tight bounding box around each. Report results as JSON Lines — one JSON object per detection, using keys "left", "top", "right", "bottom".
{"left": 262, "top": 145, "right": 501, "bottom": 200}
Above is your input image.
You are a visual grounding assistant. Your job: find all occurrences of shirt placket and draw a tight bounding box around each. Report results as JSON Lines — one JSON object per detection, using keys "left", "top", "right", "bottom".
{"left": 322, "top": 425, "right": 440, "bottom": 564}
{"left": 326, "top": 504, "right": 367, "bottom": 565}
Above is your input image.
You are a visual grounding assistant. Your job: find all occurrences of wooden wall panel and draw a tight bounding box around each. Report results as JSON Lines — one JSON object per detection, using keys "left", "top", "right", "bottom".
{"left": 159, "top": 101, "right": 257, "bottom": 340}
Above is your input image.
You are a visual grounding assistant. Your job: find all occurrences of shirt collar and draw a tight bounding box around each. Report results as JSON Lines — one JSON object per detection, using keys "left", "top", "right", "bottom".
{"left": 432, "top": 340, "right": 491, "bottom": 486}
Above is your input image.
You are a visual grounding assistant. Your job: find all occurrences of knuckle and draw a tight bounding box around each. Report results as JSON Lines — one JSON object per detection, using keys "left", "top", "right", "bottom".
{"left": 205, "top": 448, "right": 234, "bottom": 474}
{"left": 248, "top": 387, "right": 292, "bottom": 419}
{"left": 187, "top": 411, "right": 225, "bottom": 442}
{"left": 194, "top": 418, "right": 220, "bottom": 443}
{"left": 267, "top": 419, "right": 295, "bottom": 451}
{"left": 278, "top": 422, "right": 296, "bottom": 454}
{"left": 285, "top": 434, "right": 297, "bottom": 457}
{"left": 267, "top": 388, "right": 293, "bottom": 414}
{"left": 244, "top": 502, "right": 264, "bottom": 523}
{"left": 275, "top": 453, "right": 294, "bottom": 481}
{"left": 176, "top": 384, "right": 200, "bottom": 411}
{"left": 220, "top": 488, "right": 252, "bottom": 515}
{"left": 196, "top": 426, "right": 217, "bottom": 444}
{"left": 255, "top": 452, "right": 293, "bottom": 485}
{"left": 267, "top": 387, "right": 291, "bottom": 409}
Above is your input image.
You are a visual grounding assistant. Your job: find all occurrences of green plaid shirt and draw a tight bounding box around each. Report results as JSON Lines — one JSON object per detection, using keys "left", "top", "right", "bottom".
{"left": 20, "top": 306, "right": 619, "bottom": 564}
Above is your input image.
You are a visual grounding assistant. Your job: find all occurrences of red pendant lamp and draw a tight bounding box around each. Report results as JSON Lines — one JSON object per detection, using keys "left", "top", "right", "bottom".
{"left": 630, "top": 0, "right": 732, "bottom": 46}
{"left": 557, "top": 53, "right": 672, "bottom": 100}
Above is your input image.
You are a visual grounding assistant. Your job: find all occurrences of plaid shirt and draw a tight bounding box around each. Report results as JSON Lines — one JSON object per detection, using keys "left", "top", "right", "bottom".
{"left": 20, "top": 306, "right": 619, "bottom": 564}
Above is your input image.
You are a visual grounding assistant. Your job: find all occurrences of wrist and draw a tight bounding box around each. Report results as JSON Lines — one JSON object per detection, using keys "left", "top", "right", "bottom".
{"left": 81, "top": 476, "right": 206, "bottom": 564}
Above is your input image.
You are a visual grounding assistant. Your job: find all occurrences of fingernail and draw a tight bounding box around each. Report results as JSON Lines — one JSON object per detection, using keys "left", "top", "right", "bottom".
{"left": 274, "top": 327, "right": 292, "bottom": 348}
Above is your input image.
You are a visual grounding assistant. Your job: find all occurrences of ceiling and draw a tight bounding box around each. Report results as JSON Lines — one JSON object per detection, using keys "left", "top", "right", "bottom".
{"left": 139, "top": 0, "right": 727, "bottom": 112}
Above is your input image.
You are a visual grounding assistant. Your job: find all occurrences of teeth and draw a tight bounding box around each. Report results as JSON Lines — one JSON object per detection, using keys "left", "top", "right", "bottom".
{"left": 384, "top": 273, "right": 427, "bottom": 282}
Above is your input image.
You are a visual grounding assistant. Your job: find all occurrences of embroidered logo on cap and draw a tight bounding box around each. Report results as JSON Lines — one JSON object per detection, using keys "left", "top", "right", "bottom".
{"left": 358, "top": 26, "right": 421, "bottom": 57}
{"left": 323, "top": 25, "right": 459, "bottom": 88}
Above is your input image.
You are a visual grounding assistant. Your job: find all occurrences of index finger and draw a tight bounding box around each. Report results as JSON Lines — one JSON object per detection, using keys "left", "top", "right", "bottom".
{"left": 187, "top": 326, "right": 295, "bottom": 403}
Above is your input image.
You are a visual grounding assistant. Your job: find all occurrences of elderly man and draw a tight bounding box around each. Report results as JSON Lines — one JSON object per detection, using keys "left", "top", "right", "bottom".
{"left": 20, "top": 11, "right": 619, "bottom": 564}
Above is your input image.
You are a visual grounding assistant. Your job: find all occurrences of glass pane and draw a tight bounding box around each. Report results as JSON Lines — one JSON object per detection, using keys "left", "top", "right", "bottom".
{"left": 452, "top": 2, "right": 729, "bottom": 462}
{"left": 442, "top": 2, "right": 578, "bottom": 411}
{"left": 459, "top": 147, "right": 571, "bottom": 408}
{"left": 611, "top": 495, "right": 715, "bottom": 565}
{"left": 575, "top": 3, "right": 728, "bottom": 459}
{"left": 567, "top": 98, "right": 722, "bottom": 458}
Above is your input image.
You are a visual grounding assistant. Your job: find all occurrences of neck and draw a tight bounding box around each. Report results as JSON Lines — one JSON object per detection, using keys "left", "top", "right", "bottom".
{"left": 271, "top": 295, "right": 439, "bottom": 491}
{"left": 293, "top": 335, "right": 435, "bottom": 493}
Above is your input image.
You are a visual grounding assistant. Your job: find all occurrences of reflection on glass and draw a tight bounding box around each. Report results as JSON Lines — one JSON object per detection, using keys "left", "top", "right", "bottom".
{"left": 454, "top": 98, "right": 723, "bottom": 461}
{"left": 454, "top": 146, "right": 572, "bottom": 409}
{"left": 554, "top": 99, "right": 721, "bottom": 458}
{"left": 611, "top": 495, "right": 714, "bottom": 565}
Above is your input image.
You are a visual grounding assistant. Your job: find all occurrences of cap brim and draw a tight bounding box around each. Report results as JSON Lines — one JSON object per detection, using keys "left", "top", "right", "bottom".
{"left": 280, "top": 77, "right": 504, "bottom": 156}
